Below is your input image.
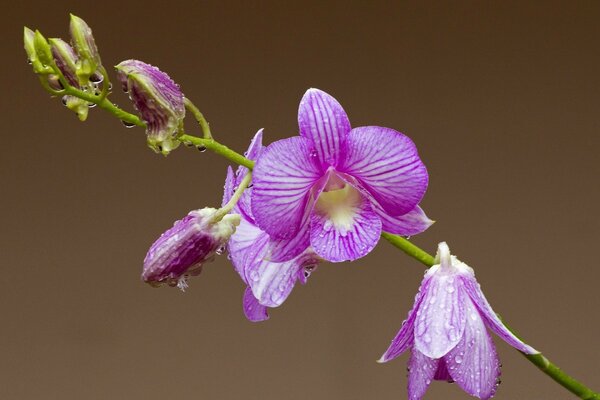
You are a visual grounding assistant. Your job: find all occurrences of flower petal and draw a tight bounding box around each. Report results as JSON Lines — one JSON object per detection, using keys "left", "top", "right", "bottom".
{"left": 339, "top": 126, "right": 428, "bottom": 216}
{"left": 378, "top": 275, "right": 433, "bottom": 363}
{"left": 310, "top": 187, "right": 381, "bottom": 262}
{"left": 461, "top": 275, "right": 538, "bottom": 354}
{"left": 298, "top": 88, "right": 351, "bottom": 168}
{"left": 227, "top": 218, "right": 270, "bottom": 284}
{"left": 265, "top": 215, "right": 311, "bottom": 262}
{"left": 445, "top": 299, "right": 500, "bottom": 400}
{"left": 243, "top": 286, "right": 269, "bottom": 322}
{"left": 433, "top": 358, "right": 453, "bottom": 382}
{"left": 414, "top": 268, "right": 467, "bottom": 359}
{"left": 377, "top": 205, "right": 434, "bottom": 236}
{"left": 251, "top": 136, "right": 323, "bottom": 239}
{"left": 247, "top": 251, "right": 319, "bottom": 308}
{"left": 222, "top": 166, "right": 235, "bottom": 208}
{"left": 407, "top": 349, "right": 439, "bottom": 400}
{"left": 234, "top": 129, "right": 264, "bottom": 221}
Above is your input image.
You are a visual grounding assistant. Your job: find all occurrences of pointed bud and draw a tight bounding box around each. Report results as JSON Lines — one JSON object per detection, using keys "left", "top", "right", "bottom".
{"left": 49, "top": 38, "right": 79, "bottom": 87}
{"left": 32, "top": 30, "right": 53, "bottom": 70}
{"left": 115, "top": 60, "right": 185, "bottom": 155}
{"left": 142, "top": 208, "right": 241, "bottom": 290}
{"left": 69, "top": 14, "right": 101, "bottom": 84}
{"left": 24, "top": 27, "right": 51, "bottom": 74}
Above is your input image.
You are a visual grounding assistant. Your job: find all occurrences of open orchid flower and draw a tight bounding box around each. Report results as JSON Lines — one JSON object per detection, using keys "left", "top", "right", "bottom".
{"left": 224, "top": 130, "right": 321, "bottom": 321}
{"left": 378, "top": 242, "right": 538, "bottom": 400}
{"left": 251, "top": 88, "right": 432, "bottom": 263}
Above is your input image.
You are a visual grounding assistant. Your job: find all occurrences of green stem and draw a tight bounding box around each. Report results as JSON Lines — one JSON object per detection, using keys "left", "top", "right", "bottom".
{"left": 381, "top": 232, "right": 599, "bottom": 400}
{"left": 179, "top": 134, "right": 254, "bottom": 170}
{"left": 184, "top": 98, "right": 212, "bottom": 139}
{"left": 214, "top": 172, "right": 252, "bottom": 221}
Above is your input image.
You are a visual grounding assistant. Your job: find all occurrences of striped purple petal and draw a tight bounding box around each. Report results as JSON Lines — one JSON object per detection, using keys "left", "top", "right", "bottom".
{"left": 243, "top": 287, "right": 270, "bottom": 322}
{"left": 444, "top": 298, "right": 501, "bottom": 400}
{"left": 251, "top": 136, "right": 323, "bottom": 239}
{"left": 407, "top": 349, "right": 439, "bottom": 400}
{"left": 298, "top": 88, "right": 351, "bottom": 168}
{"left": 339, "top": 126, "right": 428, "bottom": 216}
{"left": 378, "top": 274, "right": 433, "bottom": 363}
{"left": 461, "top": 274, "right": 539, "bottom": 354}
{"left": 413, "top": 266, "right": 467, "bottom": 359}
{"left": 377, "top": 205, "right": 434, "bottom": 236}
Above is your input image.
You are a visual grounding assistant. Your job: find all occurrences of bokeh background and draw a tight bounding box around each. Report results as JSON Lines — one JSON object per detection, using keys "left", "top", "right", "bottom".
{"left": 2, "top": 1, "right": 599, "bottom": 399}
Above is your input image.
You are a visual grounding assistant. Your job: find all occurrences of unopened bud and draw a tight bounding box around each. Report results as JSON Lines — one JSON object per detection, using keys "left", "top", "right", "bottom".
{"left": 32, "top": 30, "right": 53, "bottom": 70}
{"left": 142, "top": 208, "right": 241, "bottom": 290}
{"left": 69, "top": 14, "right": 101, "bottom": 84}
{"left": 49, "top": 38, "right": 79, "bottom": 87}
{"left": 24, "top": 27, "right": 51, "bottom": 74}
{"left": 115, "top": 60, "right": 185, "bottom": 155}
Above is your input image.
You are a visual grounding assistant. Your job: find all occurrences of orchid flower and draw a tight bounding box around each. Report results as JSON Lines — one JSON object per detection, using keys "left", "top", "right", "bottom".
{"left": 251, "top": 88, "right": 432, "bottom": 263}
{"left": 378, "top": 242, "right": 539, "bottom": 400}
{"left": 224, "top": 130, "right": 321, "bottom": 321}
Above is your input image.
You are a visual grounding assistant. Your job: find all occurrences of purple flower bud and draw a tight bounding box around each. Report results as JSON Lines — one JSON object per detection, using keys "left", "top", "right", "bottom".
{"left": 49, "top": 38, "right": 79, "bottom": 87}
{"left": 142, "top": 208, "right": 241, "bottom": 290}
{"left": 69, "top": 14, "right": 101, "bottom": 84}
{"left": 115, "top": 60, "right": 186, "bottom": 155}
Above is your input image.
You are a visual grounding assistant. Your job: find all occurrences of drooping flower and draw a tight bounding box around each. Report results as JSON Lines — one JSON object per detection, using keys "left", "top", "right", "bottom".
{"left": 115, "top": 60, "right": 185, "bottom": 155}
{"left": 224, "top": 130, "right": 321, "bottom": 321}
{"left": 142, "top": 208, "right": 240, "bottom": 291}
{"left": 378, "top": 242, "right": 538, "bottom": 400}
{"left": 251, "top": 88, "right": 432, "bottom": 263}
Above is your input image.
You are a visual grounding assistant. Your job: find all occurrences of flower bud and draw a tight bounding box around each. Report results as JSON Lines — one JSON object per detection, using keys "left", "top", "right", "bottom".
{"left": 142, "top": 208, "right": 241, "bottom": 290}
{"left": 49, "top": 38, "right": 79, "bottom": 87}
{"left": 69, "top": 14, "right": 101, "bottom": 84}
{"left": 115, "top": 60, "right": 185, "bottom": 155}
{"left": 24, "top": 27, "right": 51, "bottom": 74}
{"left": 32, "top": 30, "right": 53, "bottom": 70}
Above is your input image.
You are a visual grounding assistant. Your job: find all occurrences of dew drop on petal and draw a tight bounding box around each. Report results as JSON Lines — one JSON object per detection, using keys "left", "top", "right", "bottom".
{"left": 249, "top": 271, "right": 259, "bottom": 281}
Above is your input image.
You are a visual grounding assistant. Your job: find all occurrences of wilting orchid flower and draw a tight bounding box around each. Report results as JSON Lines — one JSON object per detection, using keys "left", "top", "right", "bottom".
{"left": 224, "top": 130, "right": 321, "bottom": 321}
{"left": 251, "top": 88, "right": 431, "bottom": 263}
{"left": 115, "top": 60, "right": 185, "bottom": 155}
{"left": 378, "top": 242, "right": 538, "bottom": 400}
{"left": 142, "top": 208, "right": 240, "bottom": 291}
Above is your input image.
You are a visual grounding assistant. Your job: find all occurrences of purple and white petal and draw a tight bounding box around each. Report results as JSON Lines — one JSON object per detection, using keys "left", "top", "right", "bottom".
{"left": 377, "top": 205, "right": 434, "bottom": 236}
{"left": 246, "top": 253, "right": 311, "bottom": 308}
{"left": 265, "top": 214, "right": 311, "bottom": 263}
{"left": 339, "top": 126, "right": 428, "bottom": 216}
{"left": 227, "top": 218, "right": 270, "bottom": 284}
{"left": 310, "top": 187, "right": 381, "bottom": 262}
{"left": 234, "top": 129, "right": 264, "bottom": 221}
{"left": 251, "top": 136, "right": 323, "bottom": 239}
{"left": 407, "top": 349, "right": 439, "bottom": 400}
{"left": 298, "top": 88, "right": 351, "bottom": 168}
{"left": 378, "top": 275, "right": 433, "bottom": 363}
{"left": 243, "top": 287, "right": 269, "bottom": 322}
{"left": 445, "top": 299, "right": 500, "bottom": 400}
{"left": 222, "top": 166, "right": 235, "bottom": 208}
{"left": 461, "top": 275, "right": 538, "bottom": 354}
{"left": 413, "top": 268, "right": 467, "bottom": 359}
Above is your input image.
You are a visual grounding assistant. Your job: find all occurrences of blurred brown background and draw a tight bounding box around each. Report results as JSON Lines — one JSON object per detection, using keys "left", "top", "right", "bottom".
{"left": 2, "top": 1, "right": 599, "bottom": 399}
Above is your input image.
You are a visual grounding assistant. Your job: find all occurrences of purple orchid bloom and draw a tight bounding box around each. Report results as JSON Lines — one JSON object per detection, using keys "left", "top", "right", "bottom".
{"left": 378, "top": 242, "right": 539, "bottom": 400}
{"left": 224, "top": 130, "right": 321, "bottom": 321}
{"left": 142, "top": 208, "right": 240, "bottom": 291}
{"left": 251, "top": 88, "right": 432, "bottom": 263}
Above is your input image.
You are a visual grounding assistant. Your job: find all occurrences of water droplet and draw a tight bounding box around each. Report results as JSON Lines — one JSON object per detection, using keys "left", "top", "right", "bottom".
{"left": 454, "top": 355, "right": 463, "bottom": 364}
{"left": 122, "top": 120, "right": 136, "bottom": 128}
{"left": 27, "top": 58, "right": 32, "bottom": 65}
{"left": 429, "top": 296, "right": 436, "bottom": 304}
{"left": 470, "top": 312, "right": 478, "bottom": 321}
{"left": 61, "top": 96, "right": 68, "bottom": 106}
{"left": 197, "top": 145, "right": 207, "bottom": 152}
{"left": 88, "top": 102, "right": 97, "bottom": 108}
{"left": 446, "top": 285, "right": 455, "bottom": 293}
{"left": 249, "top": 271, "right": 259, "bottom": 281}
{"left": 309, "top": 149, "right": 318, "bottom": 157}
{"left": 423, "top": 334, "right": 432, "bottom": 343}
{"left": 215, "top": 246, "right": 225, "bottom": 255}
{"left": 89, "top": 73, "right": 103, "bottom": 83}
